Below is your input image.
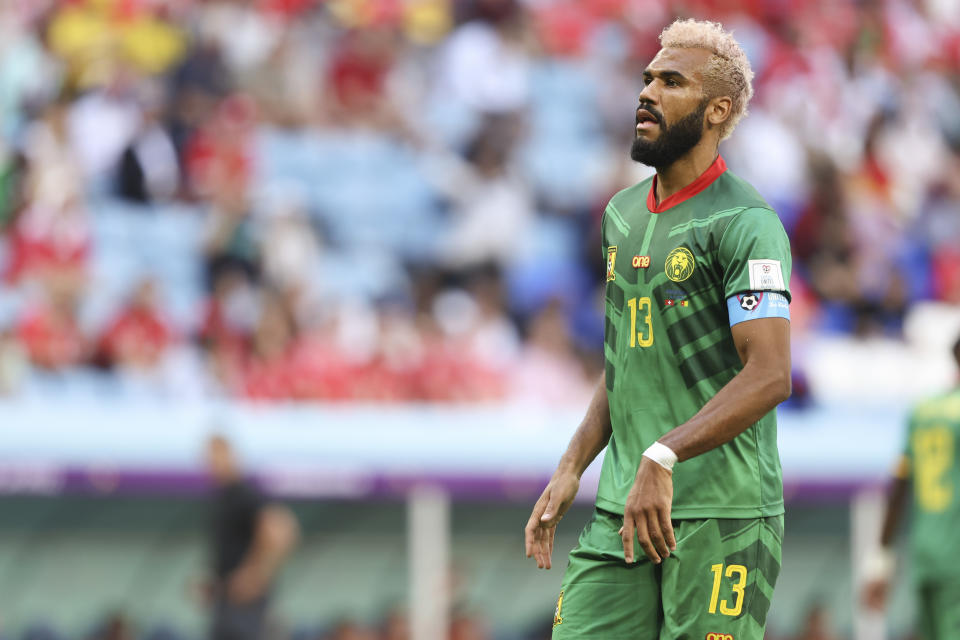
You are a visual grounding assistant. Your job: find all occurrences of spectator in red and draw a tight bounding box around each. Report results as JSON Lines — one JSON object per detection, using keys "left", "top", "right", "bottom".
{"left": 199, "top": 265, "right": 258, "bottom": 394}
{"left": 184, "top": 94, "right": 256, "bottom": 199}
{"left": 97, "top": 278, "right": 172, "bottom": 371}
{"left": 17, "top": 277, "right": 87, "bottom": 370}
{"left": 241, "top": 289, "right": 301, "bottom": 400}
{"left": 323, "top": 25, "right": 411, "bottom": 135}
{"left": 8, "top": 98, "right": 91, "bottom": 286}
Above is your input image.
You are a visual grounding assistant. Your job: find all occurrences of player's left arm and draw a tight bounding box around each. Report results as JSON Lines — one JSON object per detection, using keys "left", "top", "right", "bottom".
{"left": 621, "top": 318, "right": 789, "bottom": 565}
{"left": 660, "top": 317, "right": 791, "bottom": 459}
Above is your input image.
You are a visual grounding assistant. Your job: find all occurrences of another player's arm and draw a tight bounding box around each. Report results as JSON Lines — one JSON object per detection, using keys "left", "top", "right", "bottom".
{"left": 621, "top": 317, "right": 791, "bottom": 564}
{"left": 525, "top": 373, "right": 612, "bottom": 569}
{"left": 228, "top": 504, "right": 301, "bottom": 603}
{"left": 862, "top": 459, "right": 911, "bottom": 610}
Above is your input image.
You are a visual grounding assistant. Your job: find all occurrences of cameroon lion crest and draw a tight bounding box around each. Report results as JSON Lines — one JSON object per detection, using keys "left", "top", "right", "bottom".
{"left": 665, "top": 247, "right": 695, "bottom": 282}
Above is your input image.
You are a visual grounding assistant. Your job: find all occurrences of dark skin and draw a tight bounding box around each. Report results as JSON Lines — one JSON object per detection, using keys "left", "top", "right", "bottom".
{"left": 524, "top": 47, "right": 792, "bottom": 568}
{"left": 861, "top": 475, "right": 909, "bottom": 609}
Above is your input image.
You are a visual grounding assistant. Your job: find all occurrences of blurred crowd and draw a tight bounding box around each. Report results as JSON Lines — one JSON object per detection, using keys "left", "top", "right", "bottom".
{"left": 0, "top": 0, "right": 958, "bottom": 403}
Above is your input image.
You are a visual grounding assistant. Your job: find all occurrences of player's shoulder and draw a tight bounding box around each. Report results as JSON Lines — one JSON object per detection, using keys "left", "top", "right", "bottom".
{"left": 911, "top": 387, "right": 960, "bottom": 423}
{"left": 715, "top": 168, "right": 774, "bottom": 211}
{"left": 607, "top": 175, "right": 655, "bottom": 211}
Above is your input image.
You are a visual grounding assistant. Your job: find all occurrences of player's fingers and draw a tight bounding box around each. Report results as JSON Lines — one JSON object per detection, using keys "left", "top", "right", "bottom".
{"left": 634, "top": 512, "right": 661, "bottom": 564}
{"left": 529, "top": 525, "right": 543, "bottom": 568}
{"left": 658, "top": 508, "right": 676, "bottom": 551}
{"left": 544, "top": 526, "right": 556, "bottom": 570}
{"left": 540, "top": 491, "right": 563, "bottom": 526}
{"left": 646, "top": 511, "right": 670, "bottom": 560}
{"left": 524, "top": 496, "right": 548, "bottom": 557}
{"left": 621, "top": 514, "right": 636, "bottom": 564}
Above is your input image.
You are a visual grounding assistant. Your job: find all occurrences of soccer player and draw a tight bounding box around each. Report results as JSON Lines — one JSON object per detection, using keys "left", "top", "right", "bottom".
{"left": 524, "top": 19, "right": 793, "bottom": 639}
{"left": 862, "top": 335, "right": 960, "bottom": 639}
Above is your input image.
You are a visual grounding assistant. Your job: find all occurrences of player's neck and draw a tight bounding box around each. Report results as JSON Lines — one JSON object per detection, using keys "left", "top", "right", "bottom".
{"left": 654, "top": 144, "right": 720, "bottom": 205}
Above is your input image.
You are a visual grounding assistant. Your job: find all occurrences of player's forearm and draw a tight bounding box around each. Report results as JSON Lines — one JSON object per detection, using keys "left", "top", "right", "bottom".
{"left": 659, "top": 358, "right": 790, "bottom": 462}
{"left": 556, "top": 374, "right": 613, "bottom": 478}
{"left": 879, "top": 477, "right": 909, "bottom": 548}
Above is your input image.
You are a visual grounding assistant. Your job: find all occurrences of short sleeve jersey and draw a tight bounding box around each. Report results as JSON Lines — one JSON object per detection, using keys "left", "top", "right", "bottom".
{"left": 598, "top": 155, "right": 792, "bottom": 519}
{"left": 901, "top": 388, "right": 960, "bottom": 583}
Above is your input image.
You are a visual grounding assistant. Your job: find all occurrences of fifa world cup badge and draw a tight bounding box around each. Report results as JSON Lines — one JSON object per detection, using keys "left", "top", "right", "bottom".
{"left": 553, "top": 590, "right": 564, "bottom": 627}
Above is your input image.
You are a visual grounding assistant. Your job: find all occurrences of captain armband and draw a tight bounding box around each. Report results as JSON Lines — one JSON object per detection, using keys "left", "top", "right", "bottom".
{"left": 726, "top": 292, "right": 790, "bottom": 328}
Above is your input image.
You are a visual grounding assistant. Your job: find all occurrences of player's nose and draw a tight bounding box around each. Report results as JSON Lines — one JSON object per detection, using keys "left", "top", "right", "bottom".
{"left": 637, "top": 83, "right": 659, "bottom": 109}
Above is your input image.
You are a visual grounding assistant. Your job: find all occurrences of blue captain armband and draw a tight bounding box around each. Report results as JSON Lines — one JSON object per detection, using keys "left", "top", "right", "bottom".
{"left": 727, "top": 292, "right": 790, "bottom": 327}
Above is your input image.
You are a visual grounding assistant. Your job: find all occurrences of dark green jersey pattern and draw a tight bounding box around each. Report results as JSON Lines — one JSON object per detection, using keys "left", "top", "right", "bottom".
{"left": 903, "top": 388, "right": 960, "bottom": 584}
{"left": 598, "top": 160, "right": 792, "bottom": 519}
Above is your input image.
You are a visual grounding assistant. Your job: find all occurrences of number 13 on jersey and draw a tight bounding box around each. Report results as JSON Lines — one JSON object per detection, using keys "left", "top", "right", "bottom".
{"left": 626, "top": 297, "right": 654, "bottom": 348}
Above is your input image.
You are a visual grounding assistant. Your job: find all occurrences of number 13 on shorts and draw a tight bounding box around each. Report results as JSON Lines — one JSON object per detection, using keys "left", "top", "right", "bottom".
{"left": 708, "top": 563, "right": 748, "bottom": 616}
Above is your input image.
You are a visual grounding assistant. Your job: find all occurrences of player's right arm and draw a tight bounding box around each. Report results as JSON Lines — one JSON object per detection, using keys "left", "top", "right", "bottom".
{"left": 862, "top": 456, "right": 911, "bottom": 610}
{"left": 525, "top": 373, "right": 612, "bottom": 569}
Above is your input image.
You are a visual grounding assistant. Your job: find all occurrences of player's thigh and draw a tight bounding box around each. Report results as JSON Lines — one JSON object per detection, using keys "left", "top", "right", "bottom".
{"left": 552, "top": 510, "right": 661, "bottom": 640}
{"left": 659, "top": 516, "right": 783, "bottom": 640}
{"left": 918, "top": 582, "right": 960, "bottom": 640}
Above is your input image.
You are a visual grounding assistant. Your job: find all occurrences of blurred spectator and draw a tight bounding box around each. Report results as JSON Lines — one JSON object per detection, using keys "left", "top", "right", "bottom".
{"left": 0, "top": 0, "right": 958, "bottom": 403}
{"left": 257, "top": 188, "right": 321, "bottom": 310}
{"left": 435, "top": 116, "right": 534, "bottom": 273}
{"left": 510, "top": 300, "right": 591, "bottom": 405}
{"left": 96, "top": 278, "right": 172, "bottom": 372}
{"left": 449, "top": 609, "right": 490, "bottom": 640}
{"left": 186, "top": 94, "right": 256, "bottom": 200}
{"left": 87, "top": 612, "right": 135, "bottom": 640}
{"left": 378, "top": 609, "right": 409, "bottom": 640}
{"left": 8, "top": 102, "right": 91, "bottom": 286}
{"left": 203, "top": 185, "right": 260, "bottom": 287}
{"left": 115, "top": 83, "right": 180, "bottom": 204}
{"left": 436, "top": 0, "right": 531, "bottom": 117}
{"left": 0, "top": 325, "right": 28, "bottom": 395}
{"left": 17, "top": 276, "right": 86, "bottom": 371}
{"left": 241, "top": 289, "right": 301, "bottom": 400}
{"left": 322, "top": 619, "right": 377, "bottom": 640}
{"left": 324, "top": 26, "right": 410, "bottom": 134}
{"left": 789, "top": 602, "right": 841, "bottom": 640}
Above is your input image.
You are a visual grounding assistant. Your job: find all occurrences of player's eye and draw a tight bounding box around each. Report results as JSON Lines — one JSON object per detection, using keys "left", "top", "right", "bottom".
{"left": 643, "top": 76, "right": 652, "bottom": 86}
{"left": 665, "top": 78, "right": 679, "bottom": 87}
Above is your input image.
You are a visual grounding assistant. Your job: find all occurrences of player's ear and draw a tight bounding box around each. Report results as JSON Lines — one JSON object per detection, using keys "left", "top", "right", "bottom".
{"left": 706, "top": 95, "right": 732, "bottom": 129}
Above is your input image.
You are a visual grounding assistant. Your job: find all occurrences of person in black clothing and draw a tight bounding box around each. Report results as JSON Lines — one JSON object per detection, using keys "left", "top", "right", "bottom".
{"left": 206, "top": 435, "right": 300, "bottom": 640}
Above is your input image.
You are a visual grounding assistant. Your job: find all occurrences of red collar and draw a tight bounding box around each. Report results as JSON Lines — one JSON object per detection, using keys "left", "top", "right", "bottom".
{"left": 647, "top": 155, "right": 727, "bottom": 213}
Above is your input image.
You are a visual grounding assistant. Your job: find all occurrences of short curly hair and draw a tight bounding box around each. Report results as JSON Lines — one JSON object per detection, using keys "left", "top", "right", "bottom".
{"left": 658, "top": 19, "right": 754, "bottom": 140}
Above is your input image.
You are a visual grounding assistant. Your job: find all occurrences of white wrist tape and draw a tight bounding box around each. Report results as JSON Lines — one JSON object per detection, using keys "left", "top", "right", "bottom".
{"left": 863, "top": 547, "right": 896, "bottom": 581}
{"left": 642, "top": 441, "right": 678, "bottom": 471}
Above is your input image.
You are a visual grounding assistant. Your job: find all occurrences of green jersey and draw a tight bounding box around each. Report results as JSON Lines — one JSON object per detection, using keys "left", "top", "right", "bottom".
{"left": 598, "top": 156, "right": 792, "bottom": 519}
{"left": 902, "top": 387, "right": 960, "bottom": 583}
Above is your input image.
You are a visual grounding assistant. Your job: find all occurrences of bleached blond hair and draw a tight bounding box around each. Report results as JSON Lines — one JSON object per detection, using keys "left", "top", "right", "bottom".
{"left": 659, "top": 19, "right": 754, "bottom": 140}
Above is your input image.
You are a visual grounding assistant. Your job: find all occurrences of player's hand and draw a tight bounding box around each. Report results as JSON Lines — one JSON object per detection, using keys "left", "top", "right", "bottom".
{"left": 227, "top": 565, "right": 267, "bottom": 604}
{"left": 862, "top": 577, "right": 889, "bottom": 611}
{"left": 525, "top": 471, "right": 580, "bottom": 570}
{"left": 620, "top": 457, "right": 676, "bottom": 564}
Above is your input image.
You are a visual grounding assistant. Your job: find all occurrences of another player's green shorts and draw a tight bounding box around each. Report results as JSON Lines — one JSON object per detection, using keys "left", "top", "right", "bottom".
{"left": 916, "top": 581, "right": 960, "bottom": 640}
{"left": 552, "top": 509, "right": 783, "bottom": 640}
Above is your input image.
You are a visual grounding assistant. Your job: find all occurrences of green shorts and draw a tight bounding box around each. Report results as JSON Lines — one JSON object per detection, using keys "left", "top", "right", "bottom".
{"left": 916, "top": 581, "right": 960, "bottom": 640}
{"left": 552, "top": 509, "right": 783, "bottom": 640}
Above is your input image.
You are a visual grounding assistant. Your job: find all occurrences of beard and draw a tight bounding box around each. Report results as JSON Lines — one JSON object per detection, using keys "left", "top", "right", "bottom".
{"left": 630, "top": 99, "right": 708, "bottom": 170}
